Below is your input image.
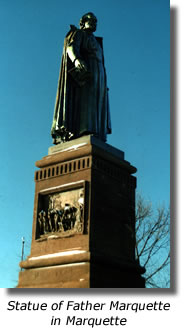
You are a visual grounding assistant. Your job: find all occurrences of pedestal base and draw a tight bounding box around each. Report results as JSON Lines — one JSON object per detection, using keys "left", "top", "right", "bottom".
{"left": 17, "top": 136, "right": 145, "bottom": 288}
{"left": 17, "top": 251, "right": 144, "bottom": 288}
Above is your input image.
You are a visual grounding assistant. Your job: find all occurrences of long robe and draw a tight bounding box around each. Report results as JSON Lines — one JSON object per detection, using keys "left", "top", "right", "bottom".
{"left": 51, "top": 27, "right": 111, "bottom": 143}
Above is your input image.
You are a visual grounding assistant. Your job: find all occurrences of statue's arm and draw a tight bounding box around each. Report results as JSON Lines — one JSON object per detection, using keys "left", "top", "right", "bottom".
{"left": 67, "top": 30, "right": 81, "bottom": 62}
{"left": 67, "top": 30, "right": 87, "bottom": 71}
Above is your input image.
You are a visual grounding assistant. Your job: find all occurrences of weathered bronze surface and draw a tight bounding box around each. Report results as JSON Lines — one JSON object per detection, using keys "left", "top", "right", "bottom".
{"left": 37, "top": 187, "right": 84, "bottom": 240}
{"left": 51, "top": 12, "right": 111, "bottom": 144}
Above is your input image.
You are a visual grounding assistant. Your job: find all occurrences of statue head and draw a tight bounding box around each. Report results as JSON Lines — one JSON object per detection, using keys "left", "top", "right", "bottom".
{"left": 79, "top": 12, "right": 97, "bottom": 32}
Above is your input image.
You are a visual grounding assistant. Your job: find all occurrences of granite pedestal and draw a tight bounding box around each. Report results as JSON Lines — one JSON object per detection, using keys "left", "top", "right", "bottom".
{"left": 17, "top": 136, "right": 145, "bottom": 288}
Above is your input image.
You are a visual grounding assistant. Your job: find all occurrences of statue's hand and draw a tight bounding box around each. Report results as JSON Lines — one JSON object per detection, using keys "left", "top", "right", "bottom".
{"left": 74, "top": 59, "right": 87, "bottom": 71}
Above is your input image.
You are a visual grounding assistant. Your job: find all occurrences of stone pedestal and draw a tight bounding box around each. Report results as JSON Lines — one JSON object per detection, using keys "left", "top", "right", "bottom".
{"left": 17, "top": 136, "right": 145, "bottom": 288}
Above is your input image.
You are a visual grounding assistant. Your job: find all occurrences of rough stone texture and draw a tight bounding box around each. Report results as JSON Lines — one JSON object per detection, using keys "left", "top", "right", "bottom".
{"left": 17, "top": 136, "right": 145, "bottom": 288}
{"left": 18, "top": 262, "right": 90, "bottom": 288}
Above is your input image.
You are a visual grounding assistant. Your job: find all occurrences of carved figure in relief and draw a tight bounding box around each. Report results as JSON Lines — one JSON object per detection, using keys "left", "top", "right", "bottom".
{"left": 62, "top": 204, "right": 77, "bottom": 230}
{"left": 47, "top": 210, "right": 52, "bottom": 232}
{"left": 78, "top": 192, "right": 84, "bottom": 222}
{"left": 53, "top": 212, "right": 59, "bottom": 232}
{"left": 38, "top": 211, "right": 44, "bottom": 235}
{"left": 37, "top": 188, "right": 85, "bottom": 237}
{"left": 38, "top": 210, "right": 47, "bottom": 234}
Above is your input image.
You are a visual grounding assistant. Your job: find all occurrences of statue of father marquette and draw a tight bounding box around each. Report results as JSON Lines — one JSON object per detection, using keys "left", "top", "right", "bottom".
{"left": 51, "top": 12, "right": 111, "bottom": 144}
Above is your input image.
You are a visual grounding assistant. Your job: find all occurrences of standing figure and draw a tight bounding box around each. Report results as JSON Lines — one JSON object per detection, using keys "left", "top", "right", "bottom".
{"left": 47, "top": 210, "right": 52, "bottom": 232}
{"left": 78, "top": 192, "right": 84, "bottom": 222}
{"left": 42, "top": 211, "right": 47, "bottom": 234}
{"left": 38, "top": 211, "right": 44, "bottom": 235}
{"left": 51, "top": 12, "right": 111, "bottom": 144}
{"left": 53, "top": 212, "right": 59, "bottom": 232}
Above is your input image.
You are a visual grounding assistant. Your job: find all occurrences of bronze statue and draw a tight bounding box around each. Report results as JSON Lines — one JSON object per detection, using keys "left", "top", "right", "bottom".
{"left": 51, "top": 12, "right": 111, "bottom": 144}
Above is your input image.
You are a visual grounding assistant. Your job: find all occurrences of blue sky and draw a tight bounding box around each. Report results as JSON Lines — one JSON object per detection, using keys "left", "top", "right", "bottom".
{"left": 0, "top": 0, "right": 170, "bottom": 287}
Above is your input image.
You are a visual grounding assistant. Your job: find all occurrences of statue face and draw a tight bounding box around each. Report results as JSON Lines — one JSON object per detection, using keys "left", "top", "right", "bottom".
{"left": 83, "top": 14, "right": 97, "bottom": 32}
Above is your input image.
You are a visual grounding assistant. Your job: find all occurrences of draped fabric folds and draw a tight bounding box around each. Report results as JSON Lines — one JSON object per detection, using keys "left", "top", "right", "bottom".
{"left": 51, "top": 26, "right": 111, "bottom": 143}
